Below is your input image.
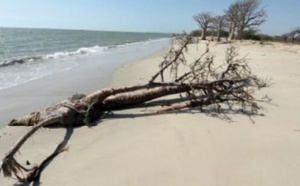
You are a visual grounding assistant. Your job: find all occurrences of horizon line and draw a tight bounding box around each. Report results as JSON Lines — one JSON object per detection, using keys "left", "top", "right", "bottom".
{"left": 0, "top": 26, "right": 175, "bottom": 35}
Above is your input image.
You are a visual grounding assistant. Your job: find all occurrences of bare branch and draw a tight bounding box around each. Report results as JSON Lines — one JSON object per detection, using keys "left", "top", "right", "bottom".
{"left": 225, "top": 0, "right": 267, "bottom": 40}
{"left": 193, "top": 12, "right": 214, "bottom": 40}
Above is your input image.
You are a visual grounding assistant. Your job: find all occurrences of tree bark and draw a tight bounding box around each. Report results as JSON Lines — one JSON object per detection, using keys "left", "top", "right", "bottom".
{"left": 228, "top": 23, "right": 235, "bottom": 41}
{"left": 201, "top": 27, "right": 207, "bottom": 40}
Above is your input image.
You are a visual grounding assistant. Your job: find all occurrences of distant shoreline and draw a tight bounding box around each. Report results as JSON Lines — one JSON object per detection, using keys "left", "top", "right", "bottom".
{"left": 0, "top": 26, "right": 174, "bottom": 35}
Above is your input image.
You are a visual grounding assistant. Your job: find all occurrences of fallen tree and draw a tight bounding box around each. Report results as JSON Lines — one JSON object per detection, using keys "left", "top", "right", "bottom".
{"left": 0, "top": 35, "right": 270, "bottom": 184}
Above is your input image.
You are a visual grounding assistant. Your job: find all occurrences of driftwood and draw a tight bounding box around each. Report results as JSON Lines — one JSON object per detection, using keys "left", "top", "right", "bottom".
{"left": 0, "top": 35, "right": 270, "bottom": 184}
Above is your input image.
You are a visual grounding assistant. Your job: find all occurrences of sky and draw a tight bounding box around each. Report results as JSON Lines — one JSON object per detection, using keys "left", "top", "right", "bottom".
{"left": 0, "top": 0, "right": 299, "bottom": 36}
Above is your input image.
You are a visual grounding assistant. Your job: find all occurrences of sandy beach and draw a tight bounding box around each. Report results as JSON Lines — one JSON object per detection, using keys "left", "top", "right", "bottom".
{"left": 1, "top": 40, "right": 300, "bottom": 185}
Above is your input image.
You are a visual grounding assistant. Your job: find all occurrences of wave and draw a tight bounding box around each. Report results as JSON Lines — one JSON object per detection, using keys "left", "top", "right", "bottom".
{"left": 0, "top": 38, "right": 169, "bottom": 69}
{"left": 0, "top": 37, "right": 170, "bottom": 91}
{"left": 0, "top": 56, "right": 43, "bottom": 68}
{"left": 44, "top": 45, "right": 108, "bottom": 59}
{"left": 0, "top": 45, "right": 109, "bottom": 68}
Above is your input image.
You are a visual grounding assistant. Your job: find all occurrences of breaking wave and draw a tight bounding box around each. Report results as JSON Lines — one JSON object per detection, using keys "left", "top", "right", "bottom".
{"left": 0, "top": 38, "right": 170, "bottom": 90}
{"left": 0, "top": 45, "right": 110, "bottom": 68}
{"left": 0, "top": 38, "right": 169, "bottom": 68}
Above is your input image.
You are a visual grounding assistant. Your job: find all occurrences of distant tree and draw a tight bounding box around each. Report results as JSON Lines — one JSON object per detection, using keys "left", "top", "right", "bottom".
{"left": 286, "top": 28, "right": 300, "bottom": 42}
{"left": 193, "top": 12, "right": 214, "bottom": 40}
{"left": 225, "top": 0, "right": 267, "bottom": 40}
{"left": 225, "top": 2, "right": 240, "bottom": 41}
{"left": 212, "top": 15, "right": 227, "bottom": 41}
{"left": 237, "top": 0, "right": 267, "bottom": 39}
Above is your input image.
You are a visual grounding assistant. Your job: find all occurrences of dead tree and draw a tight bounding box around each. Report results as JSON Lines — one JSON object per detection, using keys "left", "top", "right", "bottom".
{"left": 193, "top": 12, "right": 214, "bottom": 40}
{"left": 0, "top": 34, "right": 269, "bottom": 184}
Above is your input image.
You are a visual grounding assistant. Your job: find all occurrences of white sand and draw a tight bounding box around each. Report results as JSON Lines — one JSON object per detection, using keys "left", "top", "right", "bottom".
{"left": 1, "top": 41, "right": 300, "bottom": 185}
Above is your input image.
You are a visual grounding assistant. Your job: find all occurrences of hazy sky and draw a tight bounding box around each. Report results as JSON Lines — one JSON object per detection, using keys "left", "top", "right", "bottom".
{"left": 0, "top": 0, "right": 299, "bottom": 35}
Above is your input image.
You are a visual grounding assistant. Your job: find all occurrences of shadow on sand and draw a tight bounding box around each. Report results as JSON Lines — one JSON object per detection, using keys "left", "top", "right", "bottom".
{"left": 13, "top": 97, "right": 266, "bottom": 185}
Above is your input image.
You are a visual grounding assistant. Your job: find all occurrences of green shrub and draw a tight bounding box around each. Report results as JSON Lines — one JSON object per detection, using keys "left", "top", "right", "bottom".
{"left": 219, "top": 29, "right": 229, "bottom": 37}
{"left": 242, "top": 30, "right": 260, "bottom": 40}
{"left": 241, "top": 30, "right": 274, "bottom": 41}
{"left": 190, "top": 29, "right": 202, "bottom": 37}
{"left": 257, "top": 34, "right": 274, "bottom": 41}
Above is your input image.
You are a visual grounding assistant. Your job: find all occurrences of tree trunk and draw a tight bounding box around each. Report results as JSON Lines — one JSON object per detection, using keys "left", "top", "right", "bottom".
{"left": 227, "top": 23, "right": 235, "bottom": 41}
{"left": 217, "top": 28, "right": 221, "bottom": 42}
{"left": 236, "top": 25, "right": 245, "bottom": 40}
{"left": 228, "top": 29, "right": 235, "bottom": 41}
{"left": 7, "top": 82, "right": 229, "bottom": 127}
{"left": 201, "top": 27, "right": 207, "bottom": 40}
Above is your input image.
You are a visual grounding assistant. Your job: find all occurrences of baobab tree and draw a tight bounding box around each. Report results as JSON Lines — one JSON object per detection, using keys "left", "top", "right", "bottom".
{"left": 225, "top": 0, "right": 267, "bottom": 40}
{"left": 212, "top": 15, "right": 227, "bottom": 41}
{"left": 193, "top": 12, "right": 213, "bottom": 40}
{"left": 225, "top": 2, "right": 240, "bottom": 41}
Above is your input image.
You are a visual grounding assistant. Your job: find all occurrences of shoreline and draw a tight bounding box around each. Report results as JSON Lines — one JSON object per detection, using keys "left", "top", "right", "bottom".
{"left": 0, "top": 38, "right": 169, "bottom": 128}
{"left": 1, "top": 40, "right": 300, "bottom": 185}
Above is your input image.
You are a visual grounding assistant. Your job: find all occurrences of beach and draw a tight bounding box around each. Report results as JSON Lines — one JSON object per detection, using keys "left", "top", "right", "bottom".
{"left": 1, "top": 40, "right": 300, "bottom": 185}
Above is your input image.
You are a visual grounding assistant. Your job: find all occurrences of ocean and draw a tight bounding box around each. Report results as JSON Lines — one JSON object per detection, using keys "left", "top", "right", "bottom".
{"left": 0, "top": 27, "right": 171, "bottom": 90}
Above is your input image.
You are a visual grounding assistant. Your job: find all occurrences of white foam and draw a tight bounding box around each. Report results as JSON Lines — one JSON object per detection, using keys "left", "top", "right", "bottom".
{"left": 44, "top": 45, "right": 108, "bottom": 59}
{"left": 0, "top": 38, "right": 170, "bottom": 90}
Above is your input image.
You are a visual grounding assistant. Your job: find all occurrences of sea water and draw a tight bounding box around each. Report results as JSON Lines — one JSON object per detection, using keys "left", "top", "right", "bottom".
{"left": 0, "top": 27, "right": 171, "bottom": 90}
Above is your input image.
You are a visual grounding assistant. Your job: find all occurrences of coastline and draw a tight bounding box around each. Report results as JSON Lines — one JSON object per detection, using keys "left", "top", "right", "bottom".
{"left": 1, "top": 40, "right": 300, "bottom": 185}
{"left": 0, "top": 38, "right": 169, "bottom": 128}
